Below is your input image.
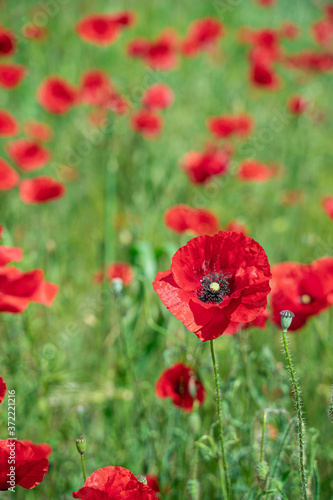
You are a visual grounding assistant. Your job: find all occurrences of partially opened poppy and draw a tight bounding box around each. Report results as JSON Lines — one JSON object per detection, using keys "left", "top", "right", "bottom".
{"left": 142, "top": 84, "right": 174, "bottom": 110}
{"left": 208, "top": 113, "right": 254, "bottom": 139}
{"left": 0, "top": 28, "right": 16, "bottom": 57}
{"left": 270, "top": 259, "right": 333, "bottom": 330}
{"left": 153, "top": 231, "right": 271, "bottom": 342}
{"left": 0, "top": 110, "right": 18, "bottom": 136}
{"left": 73, "top": 466, "right": 158, "bottom": 499}
{"left": 19, "top": 177, "right": 66, "bottom": 204}
{"left": 182, "top": 18, "right": 224, "bottom": 57}
{"left": 0, "top": 158, "right": 19, "bottom": 191}
{"left": 94, "top": 262, "right": 134, "bottom": 286}
{"left": 0, "top": 439, "right": 49, "bottom": 490}
{"left": 164, "top": 205, "right": 219, "bottom": 235}
{"left": 37, "top": 77, "right": 77, "bottom": 114}
{"left": 156, "top": 362, "right": 205, "bottom": 411}
{"left": 131, "top": 110, "right": 162, "bottom": 139}
{"left": 238, "top": 160, "right": 277, "bottom": 182}
{"left": 0, "top": 64, "right": 27, "bottom": 89}
{"left": 0, "top": 266, "right": 59, "bottom": 314}
{"left": 7, "top": 140, "right": 51, "bottom": 171}
{"left": 0, "top": 226, "right": 23, "bottom": 265}
{"left": 0, "top": 376, "right": 6, "bottom": 404}
{"left": 182, "top": 146, "right": 231, "bottom": 185}
{"left": 322, "top": 196, "right": 333, "bottom": 220}
{"left": 24, "top": 121, "right": 53, "bottom": 142}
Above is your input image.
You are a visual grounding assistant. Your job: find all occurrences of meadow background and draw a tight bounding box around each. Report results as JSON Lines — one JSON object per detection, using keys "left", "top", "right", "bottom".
{"left": 1, "top": 0, "right": 333, "bottom": 498}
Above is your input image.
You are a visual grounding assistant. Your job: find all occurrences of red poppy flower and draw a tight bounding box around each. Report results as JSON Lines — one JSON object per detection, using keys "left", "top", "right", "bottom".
{"left": 145, "top": 475, "right": 161, "bottom": 495}
{"left": 127, "top": 38, "right": 151, "bottom": 58}
{"left": 249, "top": 54, "right": 280, "bottom": 90}
{"left": 208, "top": 113, "right": 254, "bottom": 139}
{"left": 19, "top": 442, "right": 52, "bottom": 460}
{"left": 284, "top": 51, "right": 333, "bottom": 72}
{"left": 0, "top": 226, "right": 23, "bottom": 265}
{"left": 0, "top": 158, "right": 19, "bottom": 191}
{"left": 224, "top": 320, "right": 243, "bottom": 336}
{"left": 156, "top": 362, "right": 205, "bottom": 411}
{"left": 312, "top": 19, "right": 333, "bottom": 50}
{"left": 0, "top": 439, "right": 49, "bottom": 490}
{"left": 280, "top": 22, "right": 299, "bottom": 40}
{"left": 256, "top": 0, "right": 276, "bottom": 6}
{"left": 287, "top": 95, "right": 308, "bottom": 115}
{"left": 153, "top": 231, "right": 271, "bottom": 342}
{"left": 76, "top": 12, "right": 134, "bottom": 46}
{"left": 225, "top": 220, "right": 248, "bottom": 235}
{"left": 104, "top": 92, "right": 130, "bottom": 115}
{"left": 0, "top": 376, "right": 6, "bottom": 404}
{"left": 73, "top": 466, "right": 158, "bottom": 499}
{"left": 322, "top": 196, "right": 333, "bottom": 220}
{"left": 224, "top": 308, "right": 269, "bottom": 334}
{"left": 182, "top": 146, "right": 230, "bottom": 185}
{"left": 19, "top": 177, "right": 66, "bottom": 204}
{"left": 238, "top": 160, "right": 277, "bottom": 182}
{"left": 7, "top": 140, "right": 51, "bottom": 171}
{"left": 142, "top": 84, "right": 174, "bottom": 110}
{"left": 0, "top": 110, "right": 18, "bottom": 137}
{"left": 21, "top": 23, "right": 48, "bottom": 41}
{"left": 0, "top": 266, "right": 59, "bottom": 314}
{"left": 131, "top": 110, "right": 162, "bottom": 139}
{"left": 128, "top": 30, "right": 179, "bottom": 70}
{"left": 164, "top": 205, "right": 219, "bottom": 235}
{"left": 270, "top": 258, "right": 333, "bottom": 330}
{"left": 78, "top": 70, "right": 112, "bottom": 106}
{"left": 94, "top": 262, "right": 134, "bottom": 286}
{"left": 37, "top": 77, "right": 77, "bottom": 114}
{"left": 24, "top": 121, "right": 53, "bottom": 142}
{"left": 182, "top": 18, "right": 223, "bottom": 57}
{"left": 0, "top": 64, "right": 27, "bottom": 89}
{"left": 0, "top": 28, "right": 16, "bottom": 57}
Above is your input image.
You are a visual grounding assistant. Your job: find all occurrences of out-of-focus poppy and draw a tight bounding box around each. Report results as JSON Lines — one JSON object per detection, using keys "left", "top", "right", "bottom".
{"left": 142, "top": 84, "right": 174, "bottom": 110}
{"left": 0, "top": 226, "right": 22, "bottom": 265}
{"left": 238, "top": 160, "right": 278, "bottom": 182}
{"left": 131, "top": 110, "right": 163, "bottom": 138}
{"left": 181, "top": 146, "right": 231, "bottom": 185}
{"left": 0, "top": 158, "right": 19, "bottom": 191}
{"left": 24, "top": 121, "right": 53, "bottom": 142}
{"left": 156, "top": 362, "right": 205, "bottom": 412}
{"left": 0, "top": 28, "right": 16, "bottom": 57}
{"left": 78, "top": 69, "right": 112, "bottom": 106}
{"left": 225, "top": 220, "right": 248, "bottom": 235}
{"left": 76, "top": 12, "right": 135, "bottom": 46}
{"left": 19, "top": 177, "right": 66, "bottom": 204}
{"left": 287, "top": 95, "right": 308, "bottom": 115}
{"left": 0, "top": 376, "right": 6, "bottom": 404}
{"left": 164, "top": 205, "right": 219, "bottom": 235}
{"left": 322, "top": 196, "right": 333, "bottom": 220}
{"left": 94, "top": 262, "right": 134, "bottom": 286}
{"left": 208, "top": 113, "right": 254, "bottom": 139}
{"left": 0, "top": 64, "right": 27, "bottom": 89}
{"left": 37, "top": 77, "right": 77, "bottom": 114}
{"left": 0, "top": 110, "right": 19, "bottom": 137}
{"left": 128, "top": 30, "right": 179, "bottom": 70}
{"left": 181, "top": 18, "right": 223, "bottom": 57}
{"left": 284, "top": 51, "right": 333, "bottom": 72}
{"left": 21, "top": 23, "right": 48, "bottom": 41}
{"left": 7, "top": 140, "right": 51, "bottom": 171}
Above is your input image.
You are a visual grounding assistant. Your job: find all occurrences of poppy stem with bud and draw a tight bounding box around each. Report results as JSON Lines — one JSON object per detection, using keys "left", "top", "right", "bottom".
{"left": 76, "top": 435, "right": 87, "bottom": 483}
{"left": 209, "top": 339, "right": 231, "bottom": 500}
{"left": 280, "top": 311, "right": 307, "bottom": 500}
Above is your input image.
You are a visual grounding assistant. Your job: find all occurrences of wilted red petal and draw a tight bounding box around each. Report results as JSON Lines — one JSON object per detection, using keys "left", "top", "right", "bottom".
{"left": 37, "top": 77, "right": 77, "bottom": 114}
{"left": 19, "top": 177, "right": 66, "bottom": 204}
{"left": 7, "top": 140, "right": 51, "bottom": 171}
{"left": 0, "top": 158, "right": 19, "bottom": 190}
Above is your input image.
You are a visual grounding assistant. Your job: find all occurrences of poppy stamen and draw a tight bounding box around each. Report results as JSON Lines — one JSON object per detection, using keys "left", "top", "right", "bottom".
{"left": 198, "top": 272, "right": 230, "bottom": 304}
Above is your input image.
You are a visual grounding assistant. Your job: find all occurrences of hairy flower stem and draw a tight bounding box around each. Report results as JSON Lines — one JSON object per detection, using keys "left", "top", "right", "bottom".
{"left": 210, "top": 340, "right": 231, "bottom": 500}
{"left": 282, "top": 330, "right": 307, "bottom": 499}
{"left": 81, "top": 454, "right": 87, "bottom": 483}
{"left": 260, "top": 411, "right": 267, "bottom": 462}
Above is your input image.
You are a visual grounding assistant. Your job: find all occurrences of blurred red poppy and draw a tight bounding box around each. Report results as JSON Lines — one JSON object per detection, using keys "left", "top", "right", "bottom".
{"left": 240, "top": 27, "right": 280, "bottom": 61}
{"left": 143, "top": 84, "right": 174, "bottom": 110}
{"left": 21, "top": 23, "right": 48, "bottom": 41}
{"left": 280, "top": 189, "right": 305, "bottom": 206}
{"left": 0, "top": 439, "right": 49, "bottom": 490}
{"left": 208, "top": 113, "right": 254, "bottom": 139}
{"left": 94, "top": 262, "right": 134, "bottom": 286}
{"left": 224, "top": 308, "right": 269, "bottom": 335}
{"left": 37, "top": 77, "right": 77, "bottom": 114}
{"left": 73, "top": 466, "right": 158, "bottom": 499}
{"left": 164, "top": 205, "right": 219, "bottom": 235}
{"left": 225, "top": 220, "right": 248, "bottom": 235}
{"left": 312, "top": 11, "right": 333, "bottom": 50}
{"left": 287, "top": 95, "right": 308, "bottom": 115}
{"left": 19, "top": 177, "right": 66, "bottom": 204}
{"left": 322, "top": 196, "right": 333, "bottom": 220}
{"left": 131, "top": 110, "right": 162, "bottom": 138}
{"left": 0, "top": 376, "right": 6, "bottom": 404}
{"left": 0, "top": 266, "right": 58, "bottom": 314}
{"left": 0, "top": 226, "right": 23, "bottom": 266}
{"left": 0, "top": 64, "right": 27, "bottom": 89}
{"left": 153, "top": 231, "right": 271, "bottom": 342}
{"left": 270, "top": 258, "right": 333, "bottom": 330}
{"left": 238, "top": 160, "right": 277, "bottom": 182}
{"left": 0, "top": 28, "right": 16, "bottom": 57}
{"left": 182, "top": 18, "right": 223, "bottom": 57}
{"left": 0, "top": 158, "right": 19, "bottom": 190}
{"left": 256, "top": 0, "right": 276, "bottom": 6}
{"left": 24, "top": 121, "right": 53, "bottom": 142}
{"left": 182, "top": 146, "right": 231, "bottom": 184}
{"left": 128, "top": 30, "right": 179, "bottom": 70}
{"left": 284, "top": 51, "right": 333, "bottom": 72}
{"left": 7, "top": 140, "right": 51, "bottom": 171}
{"left": 78, "top": 69, "right": 112, "bottom": 106}
{"left": 280, "top": 22, "right": 299, "bottom": 39}
{"left": 145, "top": 475, "right": 161, "bottom": 495}
{"left": 0, "top": 110, "right": 18, "bottom": 136}
{"left": 156, "top": 362, "right": 205, "bottom": 411}
{"left": 249, "top": 48, "right": 281, "bottom": 90}
{"left": 76, "top": 12, "right": 135, "bottom": 46}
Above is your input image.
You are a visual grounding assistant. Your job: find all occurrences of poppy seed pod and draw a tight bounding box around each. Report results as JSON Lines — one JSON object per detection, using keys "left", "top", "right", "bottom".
{"left": 137, "top": 475, "right": 148, "bottom": 485}
{"left": 280, "top": 310, "right": 295, "bottom": 331}
{"left": 76, "top": 435, "right": 86, "bottom": 455}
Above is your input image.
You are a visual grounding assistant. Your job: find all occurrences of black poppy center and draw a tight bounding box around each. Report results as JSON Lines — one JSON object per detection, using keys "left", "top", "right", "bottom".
{"left": 197, "top": 272, "right": 230, "bottom": 304}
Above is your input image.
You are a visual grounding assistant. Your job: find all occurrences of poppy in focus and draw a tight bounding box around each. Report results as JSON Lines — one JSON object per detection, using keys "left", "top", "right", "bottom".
{"left": 73, "top": 466, "right": 158, "bottom": 499}
{"left": 153, "top": 231, "right": 271, "bottom": 342}
{"left": 156, "top": 362, "right": 205, "bottom": 411}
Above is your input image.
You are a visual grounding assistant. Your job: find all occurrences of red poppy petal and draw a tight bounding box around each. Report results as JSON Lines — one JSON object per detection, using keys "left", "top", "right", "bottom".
{"left": 0, "top": 376, "right": 6, "bottom": 404}
{"left": 19, "top": 177, "right": 66, "bottom": 203}
{"left": 0, "top": 158, "right": 20, "bottom": 190}
{"left": 7, "top": 140, "right": 51, "bottom": 171}
{"left": 0, "top": 64, "right": 27, "bottom": 89}
{"left": 0, "top": 110, "right": 19, "bottom": 136}
{"left": 0, "top": 245, "right": 23, "bottom": 266}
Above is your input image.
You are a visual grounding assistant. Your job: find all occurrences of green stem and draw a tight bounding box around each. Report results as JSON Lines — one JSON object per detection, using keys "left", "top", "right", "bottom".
{"left": 260, "top": 411, "right": 267, "bottom": 463}
{"left": 81, "top": 454, "right": 87, "bottom": 483}
{"left": 281, "top": 330, "right": 307, "bottom": 499}
{"left": 210, "top": 340, "right": 231, "bottom": 500}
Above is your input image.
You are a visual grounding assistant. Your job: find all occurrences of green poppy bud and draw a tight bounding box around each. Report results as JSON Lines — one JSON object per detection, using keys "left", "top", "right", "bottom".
{"left": 76, "top": 435, "right": 86, "bottom": 455}
{"left": 280, "top": 310, "right": 295, "bottom": 331}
